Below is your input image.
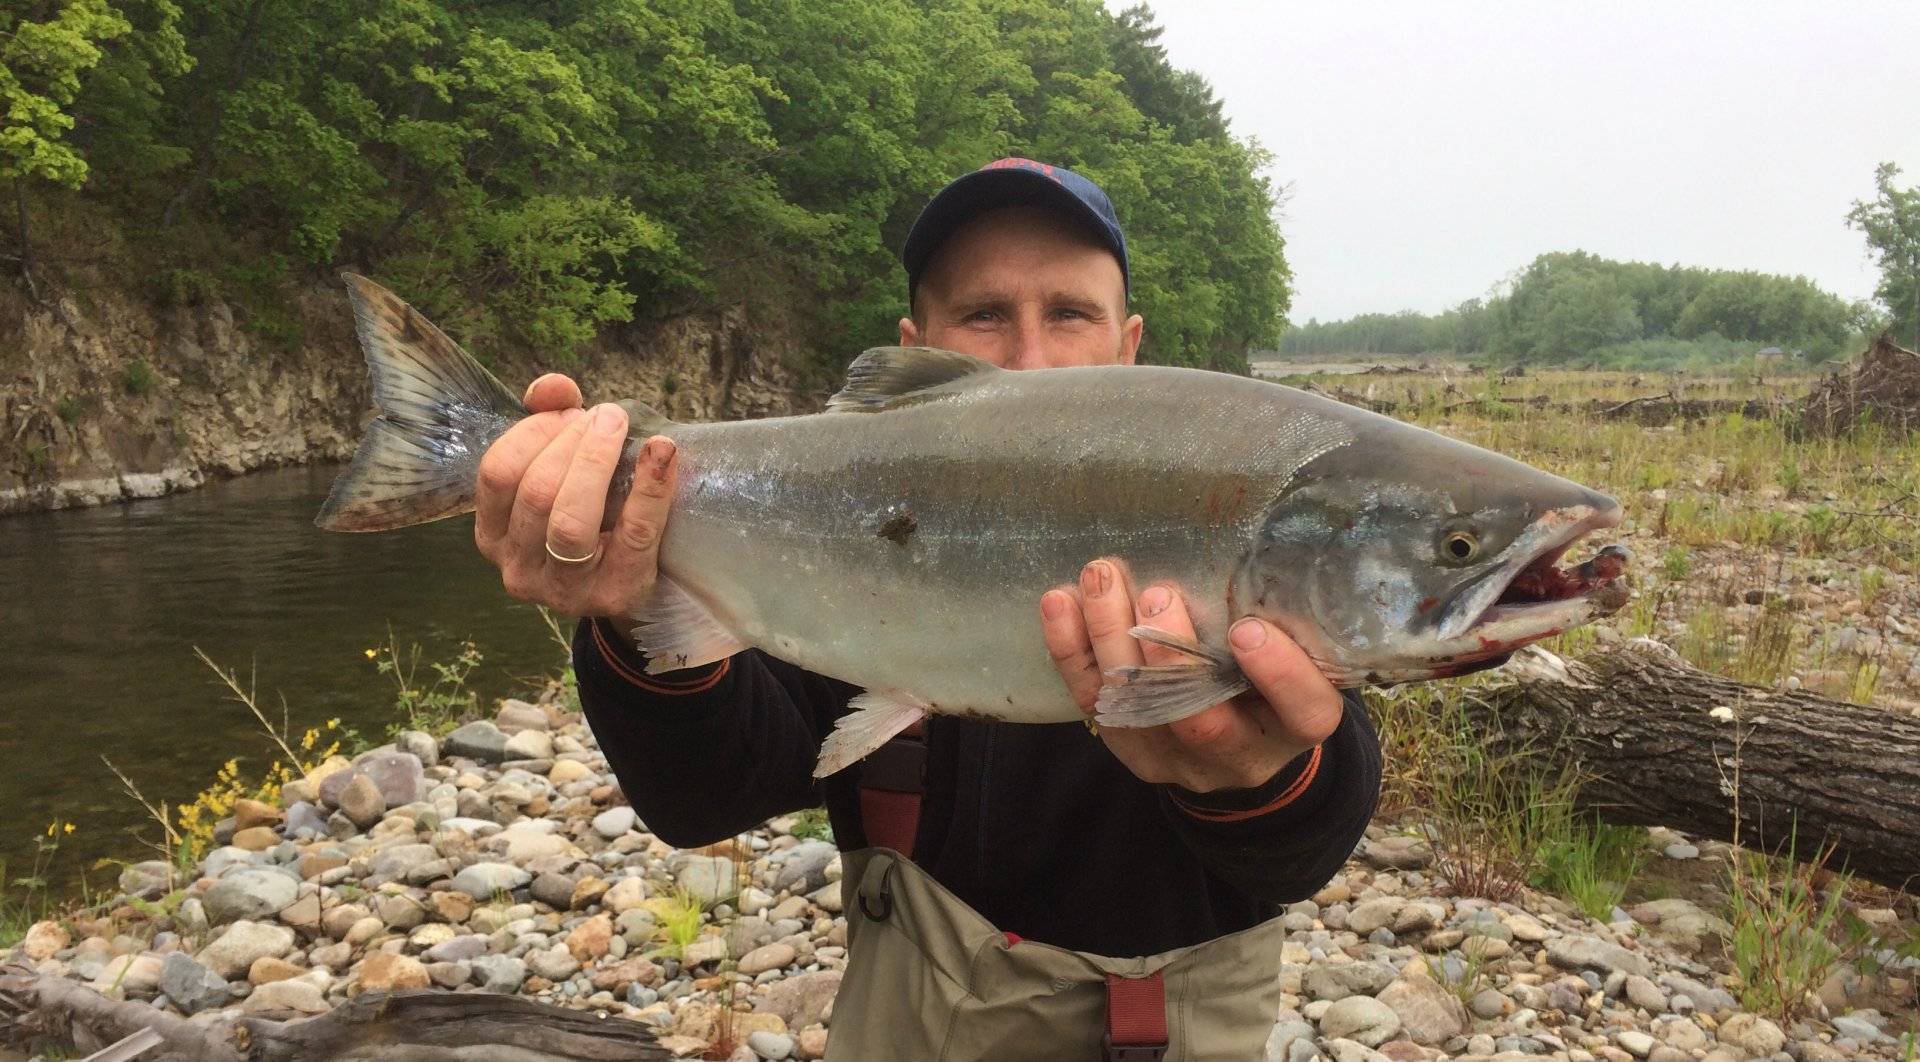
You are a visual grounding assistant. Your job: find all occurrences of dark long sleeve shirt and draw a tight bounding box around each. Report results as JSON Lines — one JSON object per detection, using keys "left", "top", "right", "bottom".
{"left": 574, "top": 615, "right": 1381, "bottom": 958}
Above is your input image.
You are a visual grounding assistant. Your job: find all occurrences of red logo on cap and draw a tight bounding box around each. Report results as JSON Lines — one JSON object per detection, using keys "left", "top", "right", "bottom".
{"left": 983, "top": 157, "right": 1059, "bottom": 183}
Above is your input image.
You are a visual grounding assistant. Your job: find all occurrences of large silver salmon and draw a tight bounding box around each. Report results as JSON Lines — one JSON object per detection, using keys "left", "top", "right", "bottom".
{"left": 321, "top": 276, "right": 1629, "bottom": 777}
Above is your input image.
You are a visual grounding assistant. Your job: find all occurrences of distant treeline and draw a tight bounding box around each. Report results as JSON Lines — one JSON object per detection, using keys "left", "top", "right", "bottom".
{"left": 1280, "top": 252, "right": 1878, "bottom": 368}
{"left": 6, "top": 1, "right": 1286, "bottom": 374}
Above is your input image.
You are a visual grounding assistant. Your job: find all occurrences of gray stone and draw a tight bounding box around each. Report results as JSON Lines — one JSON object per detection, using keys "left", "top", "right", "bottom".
{"left": 1717, "top": 1013, "right": 1785, "bottom": 1057}
{"left": 527, "top": 943, "right": 581, "bottom": 981}
{"left": 530, "top": 871, "right": 580, "bottom": 910}
{"left": 371, "top": 843, "right": 441, "bottom": 882}
{"left": 1320, "top": 995, "right": 1401, "bottom": 1047}
{"left": 1633, "top": 898, "right": 1731, "bottom": 953}
{"left": 1304, "top": 961, "right": 1396, "bottom": 1001}
{"left": 1359, "top": 835, "right": 1433, "bottom": 870}
{"left": 748, "top": 1030, "right": 794, "bottom": 1060}
{"left": 1663, "top": 843, "right": 1699, "bottom": 860}
{"left": 1546, "top": 936, "right": 1653, "bottom": 979}
{"left": 197, "top": 920, "right": 296, "bottom": 979}
{"left": 319, "top": 750, "right": 427, "bottom": 809}
{"left": 1624, "top": 974, "right": 1668, "bottom": 1013}
{"left": 158, "top": 952, "right": 229, "bottom": 1015}
{"left": 676, "top": 854, "right": 739, "bottom": 906}
{"left": 1830, "top": 1013, "right": 1888, "bottom": 1042}
{"left": 593, "top": 806, "right": 638, "bottom": 839}
{"left": 1322, "top": 1037, "right": 1391, "bottom": 1062}
{"left": 772, "top": 840, "right": 838, "bottom": 893}
{"left": 497, "top": 700, "right": 550, "bottom": 731}
{"left": 394, "top": 730, "right": 439, "bottom": 768}
{"left": 204, "top": 867, "right": 299, "bottom": 925}
{"left": 1377, "top": 976, "right": 1466, "bottom": 1045}
{"left": 737, "top": 943, "right": 797, "bottom": 977}
{"left": 243, "top": 978, "right": 328, "bottom": 1015}
{"left": 201, "top": 846, "right": 255, "bottom": 880}
{"left": 453, "top": 862, "right": 531, "bottom": 899}
{"left": 1345, "top": 898, "right": 1403, "bottom": 936}
{"left": 503, "top": 728, "right": 554, "bottom": 761}
{"left": 469, "top": 954, "right": 527, "bottom": 993}
{"left": 1267, "top": 1020, "right": 1320, "bottom": 1062}
{"left": 1469, "top": 988, "right": 1506, "bottom": 1019}
{"left": 1617, "top": 1030, "right": 1656, "bottom": 1058}
{"left": 425, "top": 934, "right": 491, "bottom": 963}
{"left": 337, "top": 773, "right": 387, "bottom": 830}
{"left": 427, "top": 961, "right": 471, "bottom": 988}
{"left": 284, "top": 801, "right": 328, "bottom": 839}
{"left": 118, "top": 860, "right": 172, "bottom": 900}
{"left": 754, "top": 970, "right": 841, "bottom": 1031}
{"left": 444, "top": 721, "right": 509, "bottom": 763}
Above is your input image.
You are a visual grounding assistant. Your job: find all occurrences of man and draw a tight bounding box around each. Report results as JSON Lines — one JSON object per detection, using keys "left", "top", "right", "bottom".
{"left": 474, "top": 159, "right": 1380, "bottom": 959}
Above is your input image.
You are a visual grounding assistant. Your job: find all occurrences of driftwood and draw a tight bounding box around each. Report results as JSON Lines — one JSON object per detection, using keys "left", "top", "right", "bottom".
{"left": 1797, "top": 333, "right": 1920, "bottom": 436}
{"left": 0, "top": 966, "right": 669, "bottom": 1061}
{"left": 1482, "top": 641, "right": 1920, "bottom": 892}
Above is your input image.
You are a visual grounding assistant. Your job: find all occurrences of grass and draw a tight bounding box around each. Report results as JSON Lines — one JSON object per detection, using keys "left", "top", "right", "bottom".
{"left": 789, "top": 808, "right": 834, "bottom": 842}
{"left": 1533, "top": 818, "right": 1650, "bottom": 923}
{"left": 366, "top": 628, "right": 484, "bottom": 739}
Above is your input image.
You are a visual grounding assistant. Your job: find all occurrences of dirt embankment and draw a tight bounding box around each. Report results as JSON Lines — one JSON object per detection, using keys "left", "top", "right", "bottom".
{"left": 0, "top": 285, "right": 816, "bottom": 516}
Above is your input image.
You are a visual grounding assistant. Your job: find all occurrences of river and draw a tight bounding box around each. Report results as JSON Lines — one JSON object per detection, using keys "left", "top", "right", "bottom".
{"left": 0, "top": 464, "right": 567, "bottom": 895}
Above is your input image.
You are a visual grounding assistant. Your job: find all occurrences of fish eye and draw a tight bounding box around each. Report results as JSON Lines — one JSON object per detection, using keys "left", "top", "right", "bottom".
{"left": 1441, "top": 530, "right": 1480, "bottom": 564}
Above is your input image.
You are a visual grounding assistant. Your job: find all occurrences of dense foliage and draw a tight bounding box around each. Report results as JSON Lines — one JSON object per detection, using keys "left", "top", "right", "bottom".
{"left": 2, "top": 0, "right": 1288, "bottom": 373}
{"left": 1281, "top": 251, "right": 1875, "bottom": 368}
{"left": 1846, "top": 162, "right": 1920, "bottom": 351}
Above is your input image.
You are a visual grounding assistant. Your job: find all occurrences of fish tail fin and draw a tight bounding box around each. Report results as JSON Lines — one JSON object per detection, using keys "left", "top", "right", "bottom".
{"left": 317, "top": 274, "right": 526, "bottom": 532}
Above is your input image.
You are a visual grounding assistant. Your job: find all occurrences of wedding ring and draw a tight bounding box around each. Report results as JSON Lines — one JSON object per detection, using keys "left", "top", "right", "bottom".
{"left": 545, "top": 540, "right": 599, "bottom": 565}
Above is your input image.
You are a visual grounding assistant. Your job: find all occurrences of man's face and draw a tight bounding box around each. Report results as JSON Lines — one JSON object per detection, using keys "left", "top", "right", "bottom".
{"left": 900, "top": 204, "right": 1144, "bottom": 370}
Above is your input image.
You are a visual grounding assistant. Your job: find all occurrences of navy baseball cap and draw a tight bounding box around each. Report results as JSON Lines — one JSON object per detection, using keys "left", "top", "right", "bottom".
{"left": 901, "top": 157, "right": 1130, "bottom": 302}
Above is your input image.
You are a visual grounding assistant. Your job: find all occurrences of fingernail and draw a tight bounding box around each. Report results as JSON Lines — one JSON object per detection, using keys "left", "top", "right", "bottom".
{"left": 1041, "top": 591, "right": 1069, "bottom": 621}
{"left": 1140, "top": 585, "right": 1171, "bottom": 617}
{"left": 1230, "top": 618, "right": 1267, "bottom": 650}
{"left": 1080, "top": 561, "right": 1111, "bottom": 598}
{"left": 647, "top": 437, "right": 677, "bottom": 480}
{"left": 592, "top": 403, "right": 624, "bottom": 436}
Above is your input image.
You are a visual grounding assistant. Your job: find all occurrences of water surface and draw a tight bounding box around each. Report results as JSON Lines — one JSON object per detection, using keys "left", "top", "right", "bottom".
{"left": 0, "top": 464, "right": 565, "bottom": 891}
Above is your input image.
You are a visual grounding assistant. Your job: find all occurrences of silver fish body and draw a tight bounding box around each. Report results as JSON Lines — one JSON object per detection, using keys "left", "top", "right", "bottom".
{"left": 320, "top": 275, "right": 1628, "bottom": 776}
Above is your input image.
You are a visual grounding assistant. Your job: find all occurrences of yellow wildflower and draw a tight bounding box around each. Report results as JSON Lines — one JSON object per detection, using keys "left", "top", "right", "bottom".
{"left": 63, "top": 822, "right": 74, "bottom": 835}
{"left": 365, "top": 648, "right": 377, "bottom": 659}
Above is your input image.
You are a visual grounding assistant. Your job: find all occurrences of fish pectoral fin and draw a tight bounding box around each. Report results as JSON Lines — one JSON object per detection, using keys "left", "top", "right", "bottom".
{"left": 1094, "top": 662, "right": 1250, "bottom": 730}
{"left": 1126, "top": 625, "right": 1232, "bottom": 666}
{"left": 628, "top": 576, "right": 748, "bottom": 675}
{"left": 826, "top": 346, "right": 1000, "bottom": 412}
{"left": 813, "top": 693, "right": 928, "bottom": 779}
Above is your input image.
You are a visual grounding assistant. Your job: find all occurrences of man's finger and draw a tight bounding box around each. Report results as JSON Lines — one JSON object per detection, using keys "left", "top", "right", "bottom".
{"left": 590, "top": 435, "right": 677, "bottom": 617}
{"left": 545, "top": 404, "right": 629, "bottom": 571}
{"left": 476, "top": 409, "right": 583, "bottom": 554}
{"left": 1228, "top": 617, "right": 1345, "bottom": 748}
{"left": 1135, "top": 584, "right": 1240, "bottom": 747}
{"left": 523, "top": 373, "right": 584, "bottom": 413}
{"left": 1040, "top": 589, "right": 1103, "bottom": 713}
{"left": 1078, "top": 558, "right": 1144, "bottom": 678}
{"left": 503, "top": 414, "right": 594, "bottom": 564}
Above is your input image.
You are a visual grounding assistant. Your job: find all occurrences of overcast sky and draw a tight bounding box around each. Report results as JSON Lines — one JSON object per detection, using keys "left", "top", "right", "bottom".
{"left": 1128, "top": 2, "right": 1920, "bottom": 323}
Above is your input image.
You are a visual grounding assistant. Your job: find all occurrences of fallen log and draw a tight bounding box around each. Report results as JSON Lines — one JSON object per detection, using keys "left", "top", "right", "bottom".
{"left": 0, "top": 967, "right": 670, "bottom": 1061}
{"left": 1480, "top": 640, "right": 1920, "bottom": 892}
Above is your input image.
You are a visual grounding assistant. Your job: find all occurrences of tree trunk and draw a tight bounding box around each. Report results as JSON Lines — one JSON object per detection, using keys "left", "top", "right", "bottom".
{"left": 0, "top": 966, "right": 671, "bottom": 1061}
{"left": 1480, "top": 640, "right": 1920, "bottom": 892}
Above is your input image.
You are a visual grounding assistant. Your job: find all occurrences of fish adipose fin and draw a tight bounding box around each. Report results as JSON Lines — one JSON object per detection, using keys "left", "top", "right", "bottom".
{"left": 630, "top": 576, "right": 748, "bottom": 675}
{"left": 317, "top": 274, "right": 526, "bottom": 531}
{"left": 1094, "top": 625, "right": 1251, "bottom": 729}
{"left": 814, "top": 692, "right": 927, "bottom": 778}
{"left": 826, "top": 346, "right": 999, "bottom": 412}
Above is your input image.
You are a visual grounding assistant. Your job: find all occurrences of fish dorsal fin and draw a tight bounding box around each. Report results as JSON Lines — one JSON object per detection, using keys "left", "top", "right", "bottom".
{"left": 827, "top": 346, "right": 999, "bottom": 412}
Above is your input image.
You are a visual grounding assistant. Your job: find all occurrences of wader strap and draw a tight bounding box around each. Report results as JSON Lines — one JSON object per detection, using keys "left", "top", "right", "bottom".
{"left": 857, "top": 722, "right": 926, "bottom": 856}
{"left": 1103, "top": 972, "right": 1169, "bottom": 1061}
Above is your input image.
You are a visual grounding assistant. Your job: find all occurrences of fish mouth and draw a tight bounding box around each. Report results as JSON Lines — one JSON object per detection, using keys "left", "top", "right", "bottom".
{"left": 1435, "top": 503, "right": 1631, "bottom": 654}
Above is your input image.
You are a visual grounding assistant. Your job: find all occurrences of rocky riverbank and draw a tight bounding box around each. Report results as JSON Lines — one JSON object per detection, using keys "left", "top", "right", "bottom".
{"left": 0, "top": 286, "right": 814, "bottom": 516}
{"left": 7, "top": 688, "right": 1915, "bottom": 1061}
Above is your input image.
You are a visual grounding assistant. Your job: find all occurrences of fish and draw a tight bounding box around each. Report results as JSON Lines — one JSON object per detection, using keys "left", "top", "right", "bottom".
{"left": 320, "top": 275, "right": 1630, "bottom": 777}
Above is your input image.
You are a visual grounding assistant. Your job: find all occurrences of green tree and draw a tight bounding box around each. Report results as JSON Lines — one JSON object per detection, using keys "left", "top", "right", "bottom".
{"left": 1846, "top": 162, "right": 1920, "bottom": 350}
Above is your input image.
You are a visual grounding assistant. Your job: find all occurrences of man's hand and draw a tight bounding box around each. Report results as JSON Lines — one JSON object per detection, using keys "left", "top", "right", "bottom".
{"left": 1040, "top": 558, "right": 1344, "bottom": 794}
{"left": 474, "top": 373, "right": 679, "bottom": 619}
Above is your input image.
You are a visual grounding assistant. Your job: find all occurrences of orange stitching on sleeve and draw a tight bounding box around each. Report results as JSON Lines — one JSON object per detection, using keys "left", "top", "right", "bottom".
{"left": 1171, "top": 744, "right": 1323, "bottom": 823}
{"left": 591, "top": 620, "right": 731, "bottom": 695}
